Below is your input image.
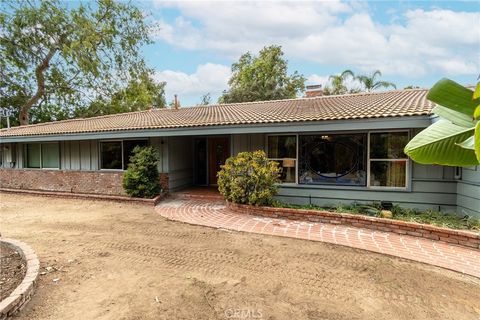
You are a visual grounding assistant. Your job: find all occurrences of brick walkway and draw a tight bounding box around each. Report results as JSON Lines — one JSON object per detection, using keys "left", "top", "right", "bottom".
{"left": 155, "top": 198, "right": 480, "bottom": 278}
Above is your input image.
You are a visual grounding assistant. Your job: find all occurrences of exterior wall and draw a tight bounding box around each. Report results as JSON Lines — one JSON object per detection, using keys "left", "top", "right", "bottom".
{"left": 457, "top": 166, "right": 480, "bottom": 217}
{"left": 0, "top": 168, "right": 125, "bottom": 195}
{"left": 231, "top": 133, "right": 265, "bottom": 154}
{"left": 276, "top": 162, "right": 458, "bottom": 213}
{"left": 167, "top": 136, "right": 194, "bottom": 191}
{"left": 229, "top": 132, "right": 477, "bottom": 216}
{"left": 0, "top": 169, "right": 169, "bottom": 195}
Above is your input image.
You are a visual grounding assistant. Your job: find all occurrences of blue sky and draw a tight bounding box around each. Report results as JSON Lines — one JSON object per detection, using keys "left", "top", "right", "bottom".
{"left": 136, "top": 0, "right": 480, "bottom": 106}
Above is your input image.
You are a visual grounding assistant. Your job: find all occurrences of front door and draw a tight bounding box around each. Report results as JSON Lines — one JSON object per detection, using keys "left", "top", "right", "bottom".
{"left": 208, "top": 137, "right": 229, "bottom": 185}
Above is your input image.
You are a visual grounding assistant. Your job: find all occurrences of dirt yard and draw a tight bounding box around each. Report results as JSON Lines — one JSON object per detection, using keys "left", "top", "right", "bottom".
{"left": 1, "top": 193, "right": 479, "bottom": 320}
{"left": 0, "top": 242, "right": 26, "bottom": 300}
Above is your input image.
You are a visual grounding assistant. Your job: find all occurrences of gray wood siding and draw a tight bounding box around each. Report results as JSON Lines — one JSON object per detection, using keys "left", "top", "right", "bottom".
{"left": 168, "top": 136, "right": 194, "bottom": 191}
{"left": 231, "top": 133, "right": 265, "bottom": 155}
{"left": 457, "top": 166, "right": 480, "bottom": 217}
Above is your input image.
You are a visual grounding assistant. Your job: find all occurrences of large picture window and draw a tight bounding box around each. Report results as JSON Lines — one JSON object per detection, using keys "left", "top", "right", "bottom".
{"left": 369, "top": 132, "right": 409, "bottom": 188}
{"left": 100, "top": 140, "right": 148, "bottom": 170}
{"left": 299, "top": 134, "right": 367, "bottom": 186}
{"left": 25, "top": 143, "right": 59, "bottom": 169}
{"left": 267, "top": 135, "right": 297, "bottom": 183}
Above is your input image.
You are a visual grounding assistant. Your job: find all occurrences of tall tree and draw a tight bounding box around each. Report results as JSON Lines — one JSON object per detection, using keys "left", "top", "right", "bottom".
{"left": 323, "top": 70, "right": 355, "bottom": 95}
{"left": 356, "top": 70, "right": 396, "bottom": 92}
{"left": 75, "top": 71, "right": 166, "bottom": 118}
{"left": 219, "top": 45, "right": 305, "bottom": 103}
{"left": 198, "top": 93, "right": 211, "bottom": 106}
{"left": 0, "top": 0, "right": 151, "bottom": 125}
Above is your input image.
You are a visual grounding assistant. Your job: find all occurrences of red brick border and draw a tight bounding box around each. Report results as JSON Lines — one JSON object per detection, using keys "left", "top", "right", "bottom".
{"left": 0, "top": 239, "right": 39, "bottom": 319}
{"left": 0, "top": 188, "right": 166, "bottom": 206}
{"left": 226, "top": 202, "right": 480, "bottom": 250}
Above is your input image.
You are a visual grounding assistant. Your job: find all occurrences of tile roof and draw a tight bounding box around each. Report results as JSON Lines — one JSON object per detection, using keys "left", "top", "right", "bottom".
{"left": 0, "top": 89, "right": 434, "bottom": 138}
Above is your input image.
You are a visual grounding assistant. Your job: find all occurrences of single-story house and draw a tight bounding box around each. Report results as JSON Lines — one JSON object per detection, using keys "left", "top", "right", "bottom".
{"left": 0, "top": 88, "right": 479, "bottom": 217}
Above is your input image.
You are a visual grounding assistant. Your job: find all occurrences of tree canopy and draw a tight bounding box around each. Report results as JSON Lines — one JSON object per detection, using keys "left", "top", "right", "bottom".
{"left": 323, "top": 70, "right": 356, "bottom": 95}
{"left": 0, "top": 0, "right": 156, "bottom": 125}
{"left": 356, "top": 70, "right": 396, "bottom": 92}
{"left": 219, "top": 45, "right": 305, "bottom": 103}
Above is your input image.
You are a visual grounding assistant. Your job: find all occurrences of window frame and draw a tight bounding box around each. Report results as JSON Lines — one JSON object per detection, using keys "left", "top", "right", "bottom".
{"left": 99, "top": 139, "right": 149, "bottom": 171}
{"left": 266, "top": 130, "right": 411, "bottom": 191}
{"left": 266, "top": 134, "right": 299, "bottom": 184}
{"left": 24, "top": 142, "right": 60, "bottom": 170}
{"left": 367, "top": 130, "right": 410, "bottom": 190}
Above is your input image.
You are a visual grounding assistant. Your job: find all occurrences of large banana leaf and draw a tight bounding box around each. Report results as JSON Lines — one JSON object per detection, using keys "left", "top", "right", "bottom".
{"left": 405, "top": 119, "right": 478, "bottom": 166}
{"left": 432, "top": 105, "right": 476, "bottom": 127}
{"left": 427, "top": 78, "right": 479, "bottom": 116}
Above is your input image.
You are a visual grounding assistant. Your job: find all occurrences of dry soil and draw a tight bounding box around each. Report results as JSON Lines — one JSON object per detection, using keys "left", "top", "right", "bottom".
{"left": 0, "top": 193, "right": 479, "bottom": 320}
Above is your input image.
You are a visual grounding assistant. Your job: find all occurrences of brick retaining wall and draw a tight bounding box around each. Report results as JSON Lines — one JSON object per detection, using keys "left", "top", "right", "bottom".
{"left": 227, "top": 202, "right": 480, "bottom": 250}
{"left": 0, "top": 169, "right": 169, "bottom": 196}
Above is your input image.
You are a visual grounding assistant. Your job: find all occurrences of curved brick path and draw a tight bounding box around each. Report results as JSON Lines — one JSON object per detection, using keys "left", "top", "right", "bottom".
{"left": 155, "top": 198, "right": 480, "bottom": 278}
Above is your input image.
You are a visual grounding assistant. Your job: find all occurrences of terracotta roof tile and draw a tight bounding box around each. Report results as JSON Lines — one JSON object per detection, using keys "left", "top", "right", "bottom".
{"left": 0, "top": 89, "right": 434, "bottom": 138}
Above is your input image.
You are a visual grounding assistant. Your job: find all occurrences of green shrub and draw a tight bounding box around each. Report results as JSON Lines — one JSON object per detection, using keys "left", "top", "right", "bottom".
{"left": 122, "top": 146, "right": 161, "bottom": 198}
{"left": 217, "top": 151, "right": 280, "bottom": 206}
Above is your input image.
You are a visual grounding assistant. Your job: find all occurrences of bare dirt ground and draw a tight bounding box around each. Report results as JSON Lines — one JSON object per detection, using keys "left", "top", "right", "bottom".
{"left": 0, "top": 193, "right": 479, "bottom": 320}
{"left": 0, "top": 242, "right": 26, "bottom": 300}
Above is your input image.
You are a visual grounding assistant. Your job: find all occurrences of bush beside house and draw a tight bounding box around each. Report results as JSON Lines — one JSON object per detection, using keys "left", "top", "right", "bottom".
{"left": 123, "top": 146, "right": 161, "bottom": 198}
{"left": 217, "top": 151, "right": 280, "bottom": 206}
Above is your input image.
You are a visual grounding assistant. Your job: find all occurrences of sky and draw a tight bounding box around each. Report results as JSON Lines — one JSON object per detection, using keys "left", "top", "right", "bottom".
{"left": 136, "top": 0, "right": 480, "bottom": 106}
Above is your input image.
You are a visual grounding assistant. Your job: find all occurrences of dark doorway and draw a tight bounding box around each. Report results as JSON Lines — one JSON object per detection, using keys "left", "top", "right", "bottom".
{"left": 194, "top": 138, "right": 208, "bottom": 185}
{"left": 208, "top": 137, "right": 230, "bottom": 185}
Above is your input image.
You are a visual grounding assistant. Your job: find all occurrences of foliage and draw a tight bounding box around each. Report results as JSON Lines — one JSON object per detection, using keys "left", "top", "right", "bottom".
{"left": 356, "top": 70, "right": 396, "bottom": 92}
{"left": 1, "top": 0, "right": 152, "bottom": 125}
{"left": 404, "top": 78, "right": 480, "bottom": 166}
{"left": 219, "top": 45, "right": 306, "bottom": 103}
{"left": 272, "top": 201, "right": 480, "bottom": 231}
{"left": 122, "top": 146, "right": 161, "bottom": 198}
{"left": 323, "top": 70, "right": 356, "bottom": 95}
{"left": 74, "top": 71, "right": 166, "bottom": 118}
{"left": 198, "top": 93, "right": 211, "bottom": 106}
{"left": 217, "top": 151, "right": 280, "bottom": 206}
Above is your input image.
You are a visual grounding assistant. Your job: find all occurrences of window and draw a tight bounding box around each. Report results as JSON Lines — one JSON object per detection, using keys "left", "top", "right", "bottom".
{"left": 369, "top": 132, "right": 409, "bottom": 188}
{"left": 100, "top": 140, "right": 148, "bottom": 170}
{"left": 100, "top": 141, "right": 122, "bottom": 170}
{"left": 25, "top": 143, "right": 59, "bottom": 169}
{"left": 299, "top": 134, "right": 367, "bottom": 186}
{"left": 267, "top": 135, "right": 297, "bottom": 183}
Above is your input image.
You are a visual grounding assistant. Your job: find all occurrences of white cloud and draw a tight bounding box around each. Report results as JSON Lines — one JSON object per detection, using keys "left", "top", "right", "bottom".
{"left": 154, "top": 63, "right": 231, "bottom": 105}
{"left": 151, "top": 2, "right": 480, "bottom": 78}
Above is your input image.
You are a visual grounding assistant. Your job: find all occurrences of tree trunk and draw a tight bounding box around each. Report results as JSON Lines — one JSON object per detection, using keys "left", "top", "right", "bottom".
{"left": 18, "top": 47, "right": 57, "bottom": 126}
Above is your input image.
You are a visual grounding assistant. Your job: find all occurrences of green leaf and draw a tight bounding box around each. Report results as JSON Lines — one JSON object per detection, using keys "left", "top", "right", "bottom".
{"left": 476, "top": 121, "right": 480, "bottom": 162}
{"left": 474, "top": 82, "right": 480, "bottom": 100}
{"left": 404, "top": 119, "right": 478, "bottom": 166}
{"left": 432, "top": 105, "right": 476, "bottom": 128}
{"left": 474, "top": 105, "right": 480, "bottom": 120}
{"left": 456, "top": 135, "right": 475, "bottom": 150}
{"left": 427, "top": 78, "right": 479, "bottom": 116}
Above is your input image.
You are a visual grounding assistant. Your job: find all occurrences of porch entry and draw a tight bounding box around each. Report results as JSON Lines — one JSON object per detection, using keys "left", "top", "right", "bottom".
{"left": 194, "top": 137, "right": 230, "bottom": 186}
